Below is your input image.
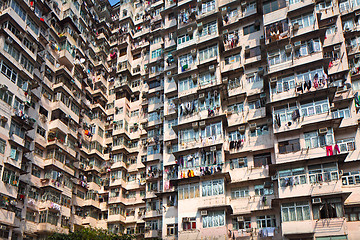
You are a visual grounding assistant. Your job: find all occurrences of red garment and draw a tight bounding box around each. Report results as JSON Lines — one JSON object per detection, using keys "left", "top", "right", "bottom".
{"left": 334, "top": 144, "right": 340, "bottom": 154}
{"left": 326, "top": 145, "right": 333, "bottom": 156}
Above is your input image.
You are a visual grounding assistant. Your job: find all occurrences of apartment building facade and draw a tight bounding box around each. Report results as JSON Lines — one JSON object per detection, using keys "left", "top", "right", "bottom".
{"left": 0, "top": 0, "right": 360, "bottom": 239}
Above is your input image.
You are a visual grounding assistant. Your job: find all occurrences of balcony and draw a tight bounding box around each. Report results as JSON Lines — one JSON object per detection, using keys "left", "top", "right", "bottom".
{"left": 277, "top": 178, "right": 343, "bottom": 199}
{"left": 44, "top": 158, "right": 75, "bottom": 176}
{"left": 263, "top": 7, "right": 287, "bottom": 26}
{"left": 281, "top": 220, "right": 314, "bottom": 236}
{"left": 37, "top": 223, "right": 69, "bottom": 234}
{"left": 144, "top": 229, "right": 160, "bottom": 238}
{"left": 0, "top": 209, "right": 15, "bottom": 226}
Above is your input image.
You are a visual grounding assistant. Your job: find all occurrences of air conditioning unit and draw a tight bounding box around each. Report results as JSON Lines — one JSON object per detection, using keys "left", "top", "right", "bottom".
{"left": 191, "top": 49, "right": 197, "bottom": 56}
{"left": 197, "top": 22, "right": 203, "bottom": 31}
{"left": 5, "top": 37, "right": 13, "bottom": 44}
{"left": 334, "top": 45, "right": 341, "bottom": 51}
{"left": 0, "top": 84, "right": 8, "bottom": 90}
{"left": 237, "top": 216, "right": 244, "bottom": 222}
{"left": 271, "top": 174, "right": 278, "bottom": 181}
{"left": 199, "top": 120, "right": 206, "bottom": 128}
{"left": 192, "top": 122, "right": 198, "bottom": 128}
{"left": 318, "top": 127, "right": 328, "bottom": 135}
{"left": 222, "top": 77, "right": 228, "bottom": 84}
{"left": 187, "top": 27, "right": 193, "bottom": 33}
{"left": 285, "top": 44, "right": 292, "bottom": 54}
{"left": 210, "top": 146, "right": 216, "bottom": 151}
{"left": 199, "top": 93, "right": 205, "bottom": 100}
{"left": 201, "top": 210, "right": 208, "bottom": 216}
{"left": 312, "top": 198, "right": 322, "bottom": 204}
{"left": 249, "top": 123, "right": 256, "bottom": 131}
{"left": 258, "top": 67, "right": 264, "bottom": 76}
{"left": 293, "top": 22, "right": 299, "bottom": 31}
{"left": 238, "top": 125, "right": 246, "bottom": 133}
{"left": 270, "top": 77, "right": 277, "bottom": 85}
{"left": 294, "top": 41, "right": 301, "bottom": 49}
{"left": 192, "top": 74, "right": 198, "bottom": 82}
{"left": 209, "top": 65, "right": 215, "bottom": 73}
{"left": 183, "top": 217, "right": 190, "bottom": 222}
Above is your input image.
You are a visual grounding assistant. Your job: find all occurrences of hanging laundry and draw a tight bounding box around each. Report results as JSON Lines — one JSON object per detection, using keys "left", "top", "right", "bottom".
{"left": 326, "top": 145, "right": 333, "bottom": 156}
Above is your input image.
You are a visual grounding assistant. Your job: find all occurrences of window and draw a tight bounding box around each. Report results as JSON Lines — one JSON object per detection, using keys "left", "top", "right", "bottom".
{"left": 178, "top": 34, "right": 193, "bottom": 45}
{"left": 198, "top": 72, "right": 215, "bottom": 86}
{"left": 26, "top": 16, "right": 39, "bottom": 35}
{"left": 202, "top": 211, "right": 225, "bottom": 228}
{"left": 98, "top": 127, "right": 104, "bottom": 137}
{"left": 253, "top": 153, "right": 271, "bottom": 168}
{"left": 31, "top": 165, "right": 41, "bottom": 178}
{"left": 26, "top": 211, "right": 36, "bottom": 222}
{"left": 151, "top": 49, "right": 162, "bottom": 59}
{"left": 332, "top": 108, "right": 351, "bottom": 119}
{"left": 201, "top": 0, "right": 215, "bottom": 14}
{"left": 243, "top": 23, "right": 260, "bottom": 35}
{"left": 179, "top": 128, "right": 199, "bottom": 144}
{"left": 231, "top": 188, "right": 249, "bottom": 199}
{"left": 0, "top": 138, "right": 5, "bottom": 154}
{"left": 278, "top": 139, "right": 300, "bottom": 154}
{"left": 37, "top": 126, "right": 46, "bottom": 138}
{"left": 304, "top": 128, "right": 334, "bottom": 149}
{"left": 255, "top": 184, "right": 273, "bottom": 196}
{"left": 2, "top": 168, "right": 19, "bottom": 186}
{"left": 279, "top": 168, "right": 307, "bottom": 187}
{"left": 246, "top": 46, "right": 261, "bottom": 59}
{"left": 20, "top": 55, "right": 34, "bottom": 74}
{"left": 250, "top": 124, "right": 269, "bottom": 137}
{"left": 308, "top": 162, "right": 338, "bottom": 184}
{"left": 233, "top": 217, "right": 251, "bottom": 230}
{"left": 0, "top": 89, "right": 14, "bottom": 106}
{"left": 11, "top": 0, "right": 26, "bottom": 21}
{"left": 202, "top": 179, "right": 224, "bottom": 197}
{"left": 228, "top": 103, "right": 244, "bottom": 113}
{"left": 345, "top": 207, "right": 360, "bottom": 221}
{"left": 199, "top": 45, "right": 218, "bottom": 62}
{"left": 225, "top": 53, "right": 241, "bottom": 65}
{"left": 249, "top": 99, "right": 265, "bottom": 110}
{"left": 183, "top": 217, "right": 196, "bottom": 230}
{"left": 178, "top": 183, "right": 200, "bottom": 200}
{"left": 1, "top": 62, "right": 18, "bottom": 83}
{"left": 268, "top": 49, "right": 292, "bottom": 66}
{"left": 281, "top": 202, "right": 311, "bottom": 222}
{"left": 263, "top": 0, "right": 286, "bottom": 14}
{"left": 198, "top": 21, "right": 217, "bottom": 37}
{"left": 312, "top": 198, "right": 344, "bottom": 219}
{"left": 179, "top": 53, "right": 193, "bottom": 70}
{"left": 4, "top": 41, "right": 20, "bottom": 62}
{"left": 336, "top": 138, "right": 355, "bottom": 152}
{"left": 10, "top": 146, "right": 20, "bottom": 161}
{"left": 294, "top": 39, "right": 321, "bottom": 57}
{"left": 273, "top": 75, "right": 295, "bottom": 93}
{"left": 256, "top": 215, "right": 276, "bottom": 228}
{"left": 167, "top": 224, "right": 178, "bottom": 236}
{"left": 316, "top": 0, "right": 333, "bottom": 10}
{"left": 230, "top": 157, "right": 248, "bottom": 169}
{"left": 291, "top": 13, "right": 315, "bottom": 29}
{"left": 342, "top": 171, "right": 360, "bottom": 186}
